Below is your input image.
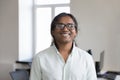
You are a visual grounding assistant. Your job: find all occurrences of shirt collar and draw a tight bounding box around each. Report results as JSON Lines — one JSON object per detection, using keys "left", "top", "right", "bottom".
{"left": 52, "top": 42, "right": 76, "bottom": 56}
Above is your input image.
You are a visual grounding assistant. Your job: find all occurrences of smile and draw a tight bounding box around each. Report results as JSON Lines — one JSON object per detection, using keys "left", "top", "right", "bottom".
{"left": 61, "top": 33, "right": 70, "bottom": 37}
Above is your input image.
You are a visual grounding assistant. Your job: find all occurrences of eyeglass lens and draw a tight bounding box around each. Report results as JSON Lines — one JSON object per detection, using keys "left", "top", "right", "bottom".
{"left": 55, "top": 23, "right": 75, "bottom": 30}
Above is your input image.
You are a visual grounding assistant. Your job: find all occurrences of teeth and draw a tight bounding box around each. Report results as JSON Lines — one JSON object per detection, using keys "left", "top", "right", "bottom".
{"left": 62, "top": 33, "right": 69, "bottom": 37}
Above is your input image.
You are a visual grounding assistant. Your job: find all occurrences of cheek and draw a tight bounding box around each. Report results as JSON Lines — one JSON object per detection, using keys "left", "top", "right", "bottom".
{"left": 72, "top": 31, "right": 77, "bottom": 37}
{"left": 51, "top": 31, "right": 59, "bottom": 38}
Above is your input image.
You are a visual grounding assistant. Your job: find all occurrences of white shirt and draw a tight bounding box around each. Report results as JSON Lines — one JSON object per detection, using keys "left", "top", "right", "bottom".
{"left": 30, "top": 44, "right": 97, "bottom": 80}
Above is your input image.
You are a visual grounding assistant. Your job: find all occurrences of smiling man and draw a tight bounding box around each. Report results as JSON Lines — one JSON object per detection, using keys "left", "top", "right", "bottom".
{"left": 30, "top": 12, "right": 97, "bottom": 80}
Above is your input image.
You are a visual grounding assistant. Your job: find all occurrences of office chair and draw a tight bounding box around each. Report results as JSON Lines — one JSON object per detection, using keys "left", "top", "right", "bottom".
{"left": 10, "top": 70, "right": 29, "bottom": 80}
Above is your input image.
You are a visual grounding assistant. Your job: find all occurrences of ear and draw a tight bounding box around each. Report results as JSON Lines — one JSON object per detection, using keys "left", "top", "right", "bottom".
{"left": 51, "top": 30, "right": 54, "bottom": 37}
{"left": 74, "top": 31, "right": 78, "bottom": 39}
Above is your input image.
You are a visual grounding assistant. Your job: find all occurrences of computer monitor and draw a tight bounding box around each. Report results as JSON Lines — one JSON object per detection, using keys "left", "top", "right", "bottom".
{"left": 99, "top": 50, "right": 105, "bottom": 71}
{"left": 95, "top": 51, "right": 105, "bottom": 74}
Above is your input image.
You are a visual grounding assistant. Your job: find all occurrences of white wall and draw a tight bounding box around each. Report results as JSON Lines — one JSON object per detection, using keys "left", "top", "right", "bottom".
{"left": 71, "top": 0, "right": 120, "bottom": 71}
{"left": 0, "top": 0, "right": 18, "bottom": 80}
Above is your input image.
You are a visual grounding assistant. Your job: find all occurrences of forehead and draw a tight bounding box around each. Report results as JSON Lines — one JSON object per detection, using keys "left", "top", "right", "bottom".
{"left": 57, "top": 16, "right": 74, "bottom": 23}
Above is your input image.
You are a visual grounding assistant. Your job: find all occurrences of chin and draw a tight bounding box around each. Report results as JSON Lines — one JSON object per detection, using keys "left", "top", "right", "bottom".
{"left": 61, "top": 40, "right": 72, "bottom": 44}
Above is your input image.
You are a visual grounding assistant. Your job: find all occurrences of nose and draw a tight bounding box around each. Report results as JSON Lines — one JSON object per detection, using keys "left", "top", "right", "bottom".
{"left": 62, "top": 26, "right": 69, "bottom": 31}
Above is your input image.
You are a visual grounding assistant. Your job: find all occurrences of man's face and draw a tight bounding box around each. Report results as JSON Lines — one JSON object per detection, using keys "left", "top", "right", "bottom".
{"left": 51, "top": 16, "right": 77, "bottom": 44}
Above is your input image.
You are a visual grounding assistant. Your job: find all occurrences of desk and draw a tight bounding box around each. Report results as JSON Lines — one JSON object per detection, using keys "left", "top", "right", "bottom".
{"left": 15, "top": 60, "right": 31, "bottom": 75}
{"left": 98, "top": 78, "right": 107, "bottom": 80}
{"left": 16, "top": 60, "right": 32, "bottom": 67}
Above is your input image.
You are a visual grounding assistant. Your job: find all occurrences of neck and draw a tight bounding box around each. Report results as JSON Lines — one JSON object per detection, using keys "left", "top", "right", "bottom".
{"left": 55, "top": 41, "right": 73, "bottom": 54}
{"left": 55, "top": 41, "right": 74, "bottom": 62}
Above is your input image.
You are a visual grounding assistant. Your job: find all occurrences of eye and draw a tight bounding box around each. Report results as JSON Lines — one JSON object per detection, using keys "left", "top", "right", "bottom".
{"left": 55, "top": 23, "right": 75, "bottom": 30}
{"left": 67, "top": 24, "right": 75, "bottom": 28}
{"left": 56, "top": 24, "right": 65, "bottom": 29}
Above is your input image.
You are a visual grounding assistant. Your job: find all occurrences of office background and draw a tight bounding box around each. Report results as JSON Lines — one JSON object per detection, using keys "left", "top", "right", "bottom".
{"left": 0, "top": 0, "right": 120, "bottom": 80}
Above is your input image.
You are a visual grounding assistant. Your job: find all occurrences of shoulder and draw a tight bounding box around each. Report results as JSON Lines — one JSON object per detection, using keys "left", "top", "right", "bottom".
{"left": 33, "top": 45, "right": 56, "bottom": 60}
{"left": 74, "top": 47, "right": 95, "bottom": 67}
{"left": 75, "top": 47, "right": 90, "bottom": 55}
{"left": 74, "top": 47, "right": 93, "bottom": 60}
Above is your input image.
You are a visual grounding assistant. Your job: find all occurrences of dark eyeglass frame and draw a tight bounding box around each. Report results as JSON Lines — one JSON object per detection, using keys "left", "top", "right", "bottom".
{"left": 55, "top": 23, "right": 75, "bottom": 30}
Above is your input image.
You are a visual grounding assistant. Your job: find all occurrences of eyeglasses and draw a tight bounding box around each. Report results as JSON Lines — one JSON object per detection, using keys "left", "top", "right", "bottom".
{"left": 55, "top": 23, "right": 75, "bottom": 30}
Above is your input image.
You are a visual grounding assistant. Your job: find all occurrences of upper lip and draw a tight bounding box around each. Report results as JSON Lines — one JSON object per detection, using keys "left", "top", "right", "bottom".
{"left": 60, "top": 32, "right": 70, "bottom": 35}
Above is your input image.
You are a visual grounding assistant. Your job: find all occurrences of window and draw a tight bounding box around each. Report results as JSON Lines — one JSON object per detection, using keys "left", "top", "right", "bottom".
{"left": 34, "top": 0, "right": 70, "bottom": 54}
{"left": 19, "top": 0, "right": 70, "bottom": 61}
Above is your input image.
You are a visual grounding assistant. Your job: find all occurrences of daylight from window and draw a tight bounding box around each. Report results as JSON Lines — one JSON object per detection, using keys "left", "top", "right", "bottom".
{"left": 19, "top": 0, "right": 70, "bottom": 61}
{"left": 35, "top": 0, "right": 70, "bottom": 5}
{"left": 34, "top": 0, "right": 70, "bottom": 54}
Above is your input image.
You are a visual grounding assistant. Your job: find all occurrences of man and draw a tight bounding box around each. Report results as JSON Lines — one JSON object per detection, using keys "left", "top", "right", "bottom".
{"left": 30, "top": 12, "right": 97, "bottom": 80}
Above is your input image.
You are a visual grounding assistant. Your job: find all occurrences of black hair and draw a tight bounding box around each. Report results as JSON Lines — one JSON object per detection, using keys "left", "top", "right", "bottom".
{"left": 50, "top": 12, "right": 78, "bottom": 46}
{"left": 50, "top": 12, "right": 78, "bottom": 33}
